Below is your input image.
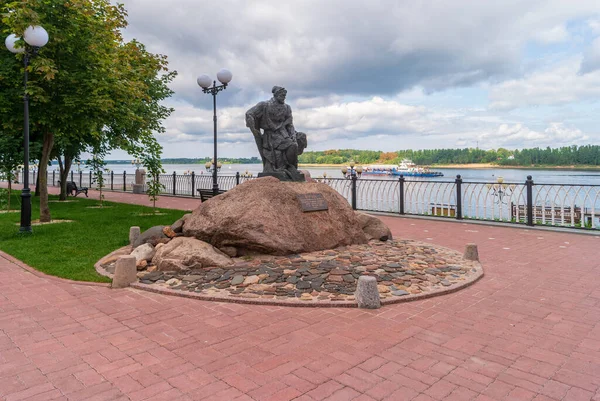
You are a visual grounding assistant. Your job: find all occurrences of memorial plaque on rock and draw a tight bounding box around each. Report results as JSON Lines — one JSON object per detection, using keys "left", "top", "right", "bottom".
{"left": 297, "top": 193, "right": 328, "bottom": 212}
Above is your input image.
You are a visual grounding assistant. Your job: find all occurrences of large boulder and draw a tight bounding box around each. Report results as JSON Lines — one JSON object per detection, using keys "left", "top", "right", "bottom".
{"left": 183, "top": 177, "right": 368, "bottom": 255}
{"left": 152, "top": 237, "right": 233, "bottom": 272}
{"left": 355, "top": 212, "right": 393, "bottom": 241}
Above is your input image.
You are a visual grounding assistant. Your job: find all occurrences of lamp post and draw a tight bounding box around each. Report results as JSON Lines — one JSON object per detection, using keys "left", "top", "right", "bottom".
{"left": 341, "top": 160, "right": 363, "bottom": 179}
{"left": 486, "top": 176, "right": 515, "bottom": 205}
{"left": 197, "top": 69, "right": 233, "bottom": 196}
{"left": 204, "top": 160, "right": 222, "bottom": 174}
{"left": 5, "top": 25, "right": 49, "bottom": 233}
{"left": 131, "top": 158, "right": 142, "bottom": 170}
{"left": 342, "top": 161, "right": 362, "bottom": 210}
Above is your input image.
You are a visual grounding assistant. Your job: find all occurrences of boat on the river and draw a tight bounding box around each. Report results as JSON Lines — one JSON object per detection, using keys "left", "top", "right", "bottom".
{"left": 362, "top": 159, "right": 444, "bottom": 177}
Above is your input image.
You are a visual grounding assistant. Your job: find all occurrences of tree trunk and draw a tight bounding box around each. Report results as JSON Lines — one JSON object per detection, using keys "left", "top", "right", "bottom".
{"left": 57, "top": 155, "right": 72, "bottom": 201}
{"left": 7, "top": 178, "right": 11, "bottom": 211}
{"left": 39, "top": 132, "right": 55, "bottom": 222}
{"left": 35, "top": 171, "right": 40, "bottom": 196}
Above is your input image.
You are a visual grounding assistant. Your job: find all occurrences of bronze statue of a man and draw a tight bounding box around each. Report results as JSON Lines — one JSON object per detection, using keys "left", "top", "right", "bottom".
{"left": 246, "top": 86, "right": 307, "bottom": 181}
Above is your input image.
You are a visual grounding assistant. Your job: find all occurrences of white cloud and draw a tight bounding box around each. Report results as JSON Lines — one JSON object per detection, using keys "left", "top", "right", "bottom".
{"left": 588, "top": 18, "right": 600, "bottom": 34}
{"left": 104, "top": 1, "right": 600, "bottom": 156}
{"left": 150, "top": 95, "right": 596, "bottom": 158}
{"left": 489, "top": 59, "right": 600, "bottom": 110}
{"left": 533, "top": 24, "right": 570, "bottom": 44}
{"left": 121, "top": 0, "right": 600, "bottom": 101}
{"left": 478, "top": 122, "right": 589, "bottom": 148}
{"left": 580, "top": 37, "right": 600, "bottom": 74}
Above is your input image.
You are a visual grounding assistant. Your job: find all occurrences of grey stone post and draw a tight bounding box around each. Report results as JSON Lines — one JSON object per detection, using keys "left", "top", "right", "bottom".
{"left": 112, "top": 256, "right": 137, "bottom": 288}
{"left": 129, "top": 226, "right": 141, "bottom": 246}
{"left": 355, "top": 276, "right": 380, "bottom": 309}
{"left": 464, "top": 243, "right": 479, "bottom": 261}
{"left": 133, "top": 169, "right": 146, "bottom": 194}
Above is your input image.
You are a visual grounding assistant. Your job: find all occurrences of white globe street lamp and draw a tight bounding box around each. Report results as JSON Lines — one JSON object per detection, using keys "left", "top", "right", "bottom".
{"left": 5, "top": 34, "right": 24, "bottom": 54}
{"left": 5, "top": 25, "right": 49, "bottom": 233}
{"left": 23, "top": 26, "right": 49, "bottom": 47}
{"left": 196, "top": 68, "right": 233, "bottom": 196}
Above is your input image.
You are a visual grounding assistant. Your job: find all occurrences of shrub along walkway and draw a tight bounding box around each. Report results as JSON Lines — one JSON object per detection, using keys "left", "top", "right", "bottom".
{"left": 1, "top": 190, "right": 600, "bottom": 400}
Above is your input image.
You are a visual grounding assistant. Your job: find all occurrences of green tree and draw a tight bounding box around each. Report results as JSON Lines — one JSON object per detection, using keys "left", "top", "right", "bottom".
{"left": 1, "top": 0, "right": 176, "bottom": 222}
{"left": 86, "top": 143, "right": 108, "bottom": 207}
{"left": 0, "top": 132, "right": 21, "bottom": 211}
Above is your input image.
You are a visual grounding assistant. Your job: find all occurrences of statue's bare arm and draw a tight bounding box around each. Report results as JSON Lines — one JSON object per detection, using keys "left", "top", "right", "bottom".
{"left": 245, "top": 102, "right": 265, "bottom": 137}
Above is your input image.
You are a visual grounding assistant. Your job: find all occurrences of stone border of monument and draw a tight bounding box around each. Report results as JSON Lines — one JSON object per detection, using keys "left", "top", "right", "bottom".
{"left": 95, "top": 241, "right": 483, "bottom": 308}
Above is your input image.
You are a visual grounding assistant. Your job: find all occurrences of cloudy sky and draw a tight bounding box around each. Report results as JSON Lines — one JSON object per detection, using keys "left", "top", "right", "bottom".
{"left": 111, "top": 0, "right": 600, "bottom": 159}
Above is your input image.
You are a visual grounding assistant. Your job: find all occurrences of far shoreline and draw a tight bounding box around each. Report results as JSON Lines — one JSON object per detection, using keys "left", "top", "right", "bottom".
{"left": 298, "top": 163, "right": 600, "bottom": 171}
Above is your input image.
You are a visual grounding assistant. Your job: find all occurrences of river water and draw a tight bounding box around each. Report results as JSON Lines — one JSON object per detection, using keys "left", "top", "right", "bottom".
{"left": 100, "top": 163, "right": 600, "bottom": 185}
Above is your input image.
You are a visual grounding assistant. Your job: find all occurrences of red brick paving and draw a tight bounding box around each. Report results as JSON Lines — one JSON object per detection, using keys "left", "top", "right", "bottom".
{"left": 1, "top": 190, "right": 600, "bottom": 400}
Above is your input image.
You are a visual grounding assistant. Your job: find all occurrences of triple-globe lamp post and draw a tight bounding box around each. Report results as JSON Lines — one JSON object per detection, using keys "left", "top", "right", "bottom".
{"left": 342, "top": 160, "right": 363, "bottom": 179}
{"left": 342, "top": 161, "right": 362, "bottom": 210}
{"left": 486, "top": 176, "right": 515, "bottom": 205}
{"left": 204, "top": 160, "right": 222, "bottom": 174}
{"left": 5, "top": 25, "right": 49, "bottom": 233}
{"left": 197, "top": 69, "right": 232, "bottom": 196}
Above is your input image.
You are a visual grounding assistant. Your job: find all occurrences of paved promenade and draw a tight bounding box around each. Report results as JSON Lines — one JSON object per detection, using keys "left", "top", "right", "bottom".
{"left": 1, "top": 190, "right": 600, "bottom": 400}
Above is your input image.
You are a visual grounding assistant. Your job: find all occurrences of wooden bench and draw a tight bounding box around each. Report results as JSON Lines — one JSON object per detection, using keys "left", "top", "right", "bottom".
{"left": 58, "top": 180, "right": 88, "bottom": 197}
{"left": 197, "top": 188, "right": 226, "bottom": 202}
{"left": 430, "top": 203, "right": 456, "bottom": 217}
{"left": 511, "top": 203, "right": 581, "bottom": 224}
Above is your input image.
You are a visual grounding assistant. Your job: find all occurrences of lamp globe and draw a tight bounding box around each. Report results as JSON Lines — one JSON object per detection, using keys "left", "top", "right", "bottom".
{"left": 23, "top": 26, "right": 49, "bottom": 47}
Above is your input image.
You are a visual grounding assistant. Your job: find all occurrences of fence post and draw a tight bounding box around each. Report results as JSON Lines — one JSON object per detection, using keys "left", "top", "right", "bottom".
{"left": 111, "top": 171, "right": 114, "bottom": 190}
{"left": 455, "top": 174, "right": 463, "bottom": 220}
{"left": 526, "top": 175, "right": 534, "bottom": 226}
{"left": 52, "top": 170, "right": 55, "bottom": 186}
{"left": 191, "top": 171, "right": 195, "bottom": 197}
{"left": 89, "top": 171, "right": 92, "bottom": 187}
{"left": 123, "top": 171, "right": 126, "bottom": 191}
{"left": 32, "top": 169, "right": 36, "bottom": 187}
{"left": 79, "top": 171, "right": 83, "bottom": 188}
{"left": 351, "top": 174, "right": 357, "bottom": 210}
{"left": 236, "top": 171, "right": 240, "bottom": 186}
{"left": 172, "top": 172, "right": 177, "bottom": 196}
{"left": 70, "top": 170, "right": 73, "bottom": 182}
{"left": 399, "top": 175, "right": 405, "bottom": 215}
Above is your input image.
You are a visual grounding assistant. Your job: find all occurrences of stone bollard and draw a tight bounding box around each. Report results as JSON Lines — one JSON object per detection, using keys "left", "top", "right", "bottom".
{"left": 464, "top": 243, "right": 479, "bottom": 261}
{"left": 355, "top": 276, "right": 381, "bottom": 309}
{"left": 133, "top": 169, "right": 146, "bottom": 194}
{"left": 135, "top": 169, "right": 146, "bottom": 185}
{"left": 129, "top": 226, "right": 140, "bottom": 246}
{"left": 112, "top": 256, "right": 137, "bottom": 288}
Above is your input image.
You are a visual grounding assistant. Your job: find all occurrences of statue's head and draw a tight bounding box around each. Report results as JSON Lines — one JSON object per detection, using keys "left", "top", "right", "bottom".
{"left": 272, "top": 86, "right": 287, "bottom": 103}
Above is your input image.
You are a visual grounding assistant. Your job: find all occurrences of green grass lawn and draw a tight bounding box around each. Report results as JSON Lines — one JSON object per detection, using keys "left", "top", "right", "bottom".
{"left": 0, "top": 191, "right": 187, "bottom": 282}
